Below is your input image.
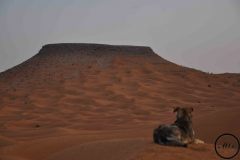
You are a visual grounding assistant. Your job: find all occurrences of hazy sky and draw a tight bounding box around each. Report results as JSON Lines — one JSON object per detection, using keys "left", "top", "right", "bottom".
{"left": 0, "top": 0, "right": 240, "bottom": 73}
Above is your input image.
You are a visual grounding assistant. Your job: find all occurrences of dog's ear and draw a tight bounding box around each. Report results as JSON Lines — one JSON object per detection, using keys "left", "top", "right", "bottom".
{"left": 173, "top": 107, "right": 180, "bottom": 112}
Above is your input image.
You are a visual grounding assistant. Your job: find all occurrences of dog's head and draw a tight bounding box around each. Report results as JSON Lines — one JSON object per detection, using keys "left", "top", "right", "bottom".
{"left": 173, "top": 107, "right": 193, "bottom": 122}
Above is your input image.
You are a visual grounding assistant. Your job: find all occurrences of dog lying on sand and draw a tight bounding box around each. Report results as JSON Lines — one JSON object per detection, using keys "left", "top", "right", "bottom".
{"left": 153, "top": 107, "right": 204, "bottom": 147}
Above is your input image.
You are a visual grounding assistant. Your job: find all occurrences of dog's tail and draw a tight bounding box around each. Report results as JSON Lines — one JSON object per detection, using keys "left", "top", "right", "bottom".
{"left": 153, "top": 127, "right": 161, "bottom": 144}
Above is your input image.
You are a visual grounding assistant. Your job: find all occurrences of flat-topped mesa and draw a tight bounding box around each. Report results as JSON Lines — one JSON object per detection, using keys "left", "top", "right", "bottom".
{"left": 38, "top": 43, "right": 155, "bottom": 56}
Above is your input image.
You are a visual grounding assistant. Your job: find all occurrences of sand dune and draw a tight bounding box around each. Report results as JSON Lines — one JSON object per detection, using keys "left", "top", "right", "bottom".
{"left": 0, "top": 43, "right": 239, "bottom": 160}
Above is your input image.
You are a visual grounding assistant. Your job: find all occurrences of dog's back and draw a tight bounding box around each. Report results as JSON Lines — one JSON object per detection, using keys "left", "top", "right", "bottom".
{"left": 153, "top": 124, "right": 188, "bottom": 147}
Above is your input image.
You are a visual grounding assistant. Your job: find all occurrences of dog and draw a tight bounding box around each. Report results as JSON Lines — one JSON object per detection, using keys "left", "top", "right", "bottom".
{"left": 153, "top": 107, "right": 204, "bottom": 147}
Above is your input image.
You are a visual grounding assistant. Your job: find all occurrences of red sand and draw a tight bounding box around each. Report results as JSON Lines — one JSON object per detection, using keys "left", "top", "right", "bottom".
{"left": 0, "top": 43, "right": 239, "bottom": 160}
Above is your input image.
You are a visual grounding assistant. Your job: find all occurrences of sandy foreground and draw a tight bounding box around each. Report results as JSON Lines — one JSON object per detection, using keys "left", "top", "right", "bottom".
{"left": 1, "top": 107, "right": 239, "bottom": 160}
{"left": 0, "top": 44, "right": 239, "bottom": 160}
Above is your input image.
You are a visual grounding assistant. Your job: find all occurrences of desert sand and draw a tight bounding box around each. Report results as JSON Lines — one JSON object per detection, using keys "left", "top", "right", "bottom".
{"left": 0, "top": 43, "right": 239, "bottom": 160}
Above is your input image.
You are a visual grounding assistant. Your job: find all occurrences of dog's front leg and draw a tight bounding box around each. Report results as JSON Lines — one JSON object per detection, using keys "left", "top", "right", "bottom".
{"left": 194, "top": 138, "right": 205, "bottom": 144}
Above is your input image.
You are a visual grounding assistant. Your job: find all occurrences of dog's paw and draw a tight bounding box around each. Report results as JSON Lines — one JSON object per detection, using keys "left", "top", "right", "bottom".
{"left": 194, "top": 139, "right": 205, "bottom": 144}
